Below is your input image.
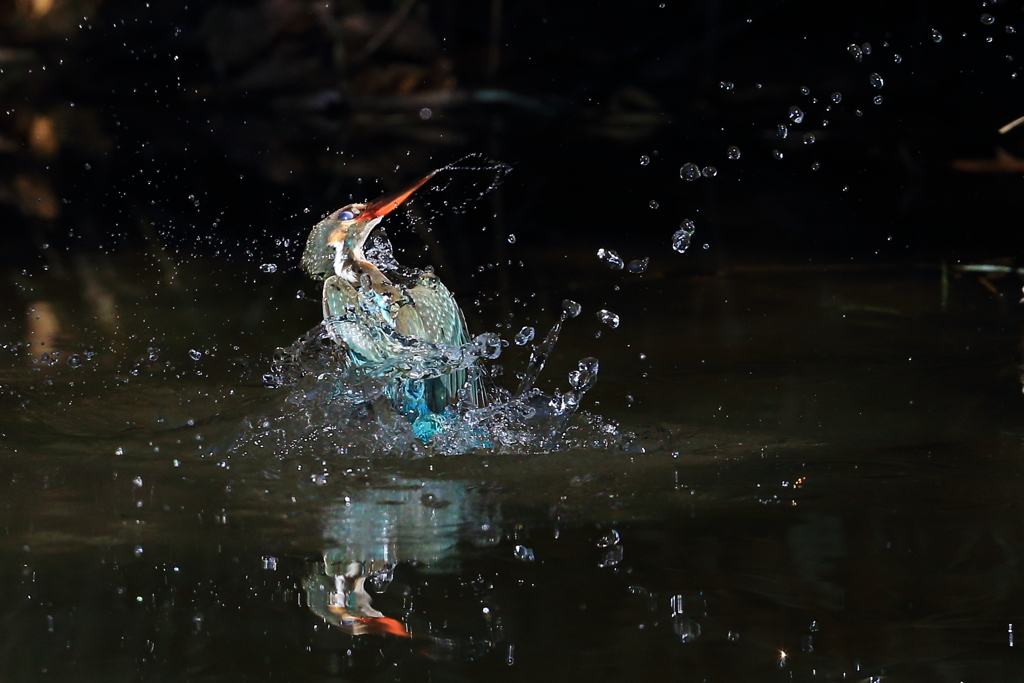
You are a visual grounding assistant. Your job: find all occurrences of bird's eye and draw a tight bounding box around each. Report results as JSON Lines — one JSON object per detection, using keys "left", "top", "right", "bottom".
{"left": 338, "top": 210, "right": 355, "bottom": 221}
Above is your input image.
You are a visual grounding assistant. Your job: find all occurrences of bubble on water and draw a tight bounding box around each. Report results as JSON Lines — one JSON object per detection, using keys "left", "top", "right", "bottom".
{"left": 639, "top": 155, "right": 650, "bottom": 166}
{"left": 727, "top": 630, "right": 740, "bottom": 641}
{"left": 296, "top": 290, "right": 304, "bottom": 299}
{"left": 788, "top": 106, "right": 804, "bottom": 123}
{"left": 597, "top": 529, "right": 620, "bottom": 547}
{"left": 419, "top": 107, "right": 432, "bottom": 119}
{"left": 507, "top": 234, "right": 516, "bottom": 244}
{"left": 719, "top": 81, "right": 734, "bottom": 90}
{"left": 133, "top": 546, "right": 144, "bottom": 557}
{"left": 726, "top": 145, "right": 741, "bottom": 160}
{"left": 132, "top": 476, "right": 143, "bottom": 487}
{"left": 773, "top": 149, "right": 784, "bottom": 160}
{"left": 260, "top": 263, "right": 277, "bottom": 273}
{"left": 800, "top": 86, "right": 810, "bottom": 95}
{"left": 831, "top": 92, "right": 842, "bottom": 103}
{"left": 649, "top": 199, "right": 660, "bottom": 209}
{"left": 680, "top": 163, "right": 700, "bottom": 181}
{"left": 189, "top": 349, "right": 202, "bottom": 361}
{"left": 931, "top": 28, "right": 943, "bottom": 42}
{"left": 513, "top": 545, "right": 535, "bottom": 562}
{"left": 562, "top": 300, "right": 582, "bottom": 319}
{"left": 777, "top": 124, "right": 788, "bottom": 138}
{"left": 803, "top": 133, "right": 816, "bottom": 145}
{"left": 597, "top": 248, "right": 625, "bottom": 270}
{"left": 868, "top": 73, "right": 884, "bottom": 88}
{"left": 596, "top": 309, "right": 620, "bottom": 328}
{"left": 1007, "top": 25, "right": 1016, "bottom": 34}
{"left": 67, "top": 354, "right": 82, "bottom": 368}
{"left": 568, "top": 357, "right": 600, "bottom": 392}
{"left": 894, "top": 53, "right": 902, "bottom": 63}
{"left": 811, "top": 161, "right": 821, "bottom": 171}
{"left": 701, "top": 166, "right": 717, "bottom": 178}
{"left": 981, "top": 13, "right": 995, "bottom": 26}
{"left": 862, "top": 42, "right": 872, "bottom": 55}
{"left": 873, "top": 95, "right": 883, "bottom": 105}
{"left": 514, "top": 326, "right": 535, "bottom": 345}
{"left": 847, "top": 44, "right": 863, "bottom": 61}
{"left": 627, "top": 257, "right": 649, "bottom": 274}
{"left": 672, "top": 220, "right": 695, "bottom": 253}
{"left": 114, "top": 447, "right": 124, "bottom": 456}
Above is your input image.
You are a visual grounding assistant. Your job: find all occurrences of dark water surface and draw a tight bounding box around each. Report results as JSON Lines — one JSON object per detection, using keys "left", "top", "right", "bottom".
{"left": 2, "top": 258, "right": 1022, "bottom": 682}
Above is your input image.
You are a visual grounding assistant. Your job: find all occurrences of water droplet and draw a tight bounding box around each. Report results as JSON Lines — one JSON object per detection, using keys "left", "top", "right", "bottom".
{"left": 831, "top": 92, "right": 842, "bottom": 103}
{"left": 639, "top": 154, "right": 650, "bottom": 166}
{"left": 868, "top": 73, "right": 884, "bottom": 88}
{"left": 788, "top": 106, "right": 804, "bottom": 123}
{"left": 597, "top": 248, "right": 625, "bottom": 270}
{"left": 513, "top": 545, "right": 535, "bottom": 562}
{"left": 847, "top": 44, "right": 863, "bottom": 61}
{"left": 719, "top": 81, "right": 734, "bottom": 90}
{"left": 562, "top": 300, "right": 582, "bottom": 319}
{"left": 931, "top": 28, "right": 943, "bottom": 42}
{"left": 507, "top": 234, "right": 516, "bottom": 244}
{"left": 873, "top": 95, "right": 883, "bottom": 105}
{"left": 514, "top": 326, "right": 535, "bottom": 345}
{"left": 981, "top": 13, "right": 995, "bottom": 26}
{"left": 133, "top": 545, "right": 144, "bottom": 557}
{"left": 114, "top": 447, "right": 124, "bottom": 456}
{"left": 419, "top": 107, "right": 432, "bottom": 119}
{"left": 67, "top": 354, "right": 82, "bottom": 368}
{"left": 260, "top": 263, "right": 277, "bottom": 273}
{"left": 772, "top": 149, "right": 784, "bottom": 160}
{"left": 568, "top": 357, "right": 600, "bottom": 392}
{"left": 672, "top": 220, "right": 695, "bottom": 253}
{"left": 726, "top": 145, "right": 741, "bottom": 160}
{"left": 802, "top": 133, "right": 816, "bottom": 144}
{"left": 597, "top": 529, "right": 620, "bottom": 547}
{"left": 777, "top": 124, "right": 788, "bottom": 138}
{"left": 680, "top": 162, "right": 700, "bottom": 181}
{"left": 648, "top": 200, "right": 659, "bottom": 209}
{"left": 627, "top": 257, "right": 649, "bottom": 274}
{"left": 597, "top": 309, "right": 620, "bottom": 328}
{"left": 189, "top": 349, "right": 202, "bottom": 361}
{"left": 701, "top": 166, "right": 717, "bottom": 178}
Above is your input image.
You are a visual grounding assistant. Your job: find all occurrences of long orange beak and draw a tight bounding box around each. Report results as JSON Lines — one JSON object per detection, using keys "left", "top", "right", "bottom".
{"left": 363, "top": 171, "right": 436, "bottom": 220}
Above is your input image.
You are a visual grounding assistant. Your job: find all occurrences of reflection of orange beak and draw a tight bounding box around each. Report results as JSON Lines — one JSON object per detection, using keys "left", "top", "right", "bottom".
{"left": 357, "top": 616, "right": 412, "bottom": 637}
{"left": 363, "top": 171, "right": 436, "bottom": 220}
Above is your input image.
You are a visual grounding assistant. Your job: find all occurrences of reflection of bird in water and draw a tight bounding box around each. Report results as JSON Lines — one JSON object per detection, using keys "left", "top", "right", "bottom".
{"left": 300, "top": 171, "right": 483, "bottom": 439}
{"left": 304, "top": 559, "right": 411, "bottom": 637}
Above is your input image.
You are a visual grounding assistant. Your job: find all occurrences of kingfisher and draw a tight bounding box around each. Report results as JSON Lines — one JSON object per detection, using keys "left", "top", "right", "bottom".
{"left": 300, "top": 170, "right": 484, "bottom": 440}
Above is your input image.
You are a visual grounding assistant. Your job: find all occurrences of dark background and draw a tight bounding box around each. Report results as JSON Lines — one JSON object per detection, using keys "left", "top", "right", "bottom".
{"left": 2, "top": 0, "right": 1022, "bottom": 283}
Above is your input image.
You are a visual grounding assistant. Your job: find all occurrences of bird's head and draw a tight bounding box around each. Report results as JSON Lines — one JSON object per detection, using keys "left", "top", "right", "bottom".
{"left": 301, "top": 171, "right": 435, "bottom": 281}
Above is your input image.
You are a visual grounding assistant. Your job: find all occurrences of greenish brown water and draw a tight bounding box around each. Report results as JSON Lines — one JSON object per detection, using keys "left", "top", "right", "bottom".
{"left": 2, "top": 257, "right": 1023, "bottom": 681}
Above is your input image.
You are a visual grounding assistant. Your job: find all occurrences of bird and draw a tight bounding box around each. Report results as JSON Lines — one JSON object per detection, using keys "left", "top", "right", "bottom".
{"left": 299, "top": 170, "right": 484, "bottom": 439}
